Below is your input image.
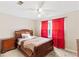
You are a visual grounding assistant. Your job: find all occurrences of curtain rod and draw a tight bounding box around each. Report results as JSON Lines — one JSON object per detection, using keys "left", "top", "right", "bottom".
{"left": 51, "top": 16, "right": 67, "bottom": 20}
{"left": 41, "top": 17, "right": 67, "bottom": 21}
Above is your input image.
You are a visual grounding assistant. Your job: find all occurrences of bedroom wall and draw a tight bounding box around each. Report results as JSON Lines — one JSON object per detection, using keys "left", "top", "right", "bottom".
{"left": 64, "top": 11, "right": 79, "bottom": 53}
{"left": 0, "top": 13, "right": 36, "bottom": 39}
{"left": 35, "top": 11, "right": 79, "bottom": 53}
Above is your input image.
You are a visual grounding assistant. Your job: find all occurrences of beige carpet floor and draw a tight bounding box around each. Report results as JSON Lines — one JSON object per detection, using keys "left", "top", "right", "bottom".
{"left": 0, "top": 47, "right": 77, "bottom": 57}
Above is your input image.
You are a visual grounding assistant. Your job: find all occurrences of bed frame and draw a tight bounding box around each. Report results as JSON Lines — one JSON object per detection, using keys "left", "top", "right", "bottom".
{"left": 15, "top": 29, "right": 53, "bottom": 57}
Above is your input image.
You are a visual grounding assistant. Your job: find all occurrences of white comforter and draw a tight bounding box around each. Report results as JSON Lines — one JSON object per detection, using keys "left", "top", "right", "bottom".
{"left": 18, "top": 36, "right": 52, "bottom": 46}
{"left": 18, "top": 36, "right": 52, "bottom": 52}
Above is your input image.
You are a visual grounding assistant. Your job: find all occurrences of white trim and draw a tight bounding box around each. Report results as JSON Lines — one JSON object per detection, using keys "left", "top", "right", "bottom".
{"left": 65, "top": 48, "right": 77, "bottom": 54}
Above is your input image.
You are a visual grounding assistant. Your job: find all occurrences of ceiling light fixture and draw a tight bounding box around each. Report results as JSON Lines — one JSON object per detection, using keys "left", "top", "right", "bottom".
{"left": 38, "top": 8, "right": 42, "bottom": 13}
{"left": 38, "top": 14, "right": 41, "bottom": 18}
{"left": 36, "top": 8, "right": 43, "bottom": 18}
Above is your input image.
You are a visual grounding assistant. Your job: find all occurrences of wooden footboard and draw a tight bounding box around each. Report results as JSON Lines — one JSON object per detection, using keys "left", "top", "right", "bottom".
{"left": 34, "top": 40, "right": 53, "bottom": 57}
{"left": 18, "top": 40, "right": 53, "bottom": 57}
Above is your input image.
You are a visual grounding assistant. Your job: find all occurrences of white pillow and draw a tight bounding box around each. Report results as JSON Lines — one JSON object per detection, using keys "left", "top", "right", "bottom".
{"left": 21, "top": 33, "right": 30, "bottom": 38}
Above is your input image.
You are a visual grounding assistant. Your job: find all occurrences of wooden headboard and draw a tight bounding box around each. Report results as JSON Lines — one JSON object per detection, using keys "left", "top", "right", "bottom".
{"left": 15, "top": 29, "right": 33, "bottom": 39}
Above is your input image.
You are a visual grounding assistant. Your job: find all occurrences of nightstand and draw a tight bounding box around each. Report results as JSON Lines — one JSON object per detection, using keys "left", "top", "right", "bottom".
{"left": 1, "top": 37, "right": 16, "bottom": 53}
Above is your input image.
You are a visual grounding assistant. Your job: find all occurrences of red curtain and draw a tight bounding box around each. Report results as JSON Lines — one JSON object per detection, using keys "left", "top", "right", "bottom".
{"left": 41, "top": 21, "right": 48, "bottom": 38}
{"left": 52, "top": 18, "right": 65, "bottom": 49}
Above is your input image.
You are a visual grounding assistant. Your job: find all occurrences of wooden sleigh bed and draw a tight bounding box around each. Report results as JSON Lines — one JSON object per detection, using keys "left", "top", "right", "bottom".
{"left": 15, "top": 29, "right": 53, "bottom": 57}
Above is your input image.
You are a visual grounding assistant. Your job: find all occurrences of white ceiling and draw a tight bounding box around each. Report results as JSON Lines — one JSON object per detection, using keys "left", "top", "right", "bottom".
{"left": 0, "top": 1, "right": 79, "bottom": 20}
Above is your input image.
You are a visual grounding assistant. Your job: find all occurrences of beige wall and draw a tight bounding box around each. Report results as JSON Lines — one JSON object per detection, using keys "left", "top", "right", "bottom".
{"left": 35, "top": 11, "right": 79, "bottom": 53}
{"left": 0, "top": 13, "right": 36, "bottom": 39}
{"left": 64, "top": 11, "right": 79, "bottom": 53}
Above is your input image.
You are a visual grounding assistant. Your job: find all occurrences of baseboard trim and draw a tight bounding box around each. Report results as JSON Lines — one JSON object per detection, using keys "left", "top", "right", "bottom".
{"left": 65, "top": 48, "right": 77, "bottom": 53}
